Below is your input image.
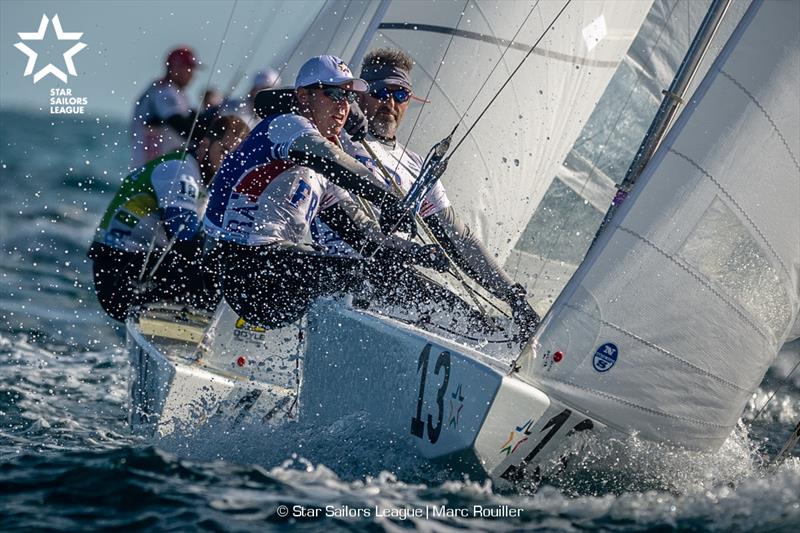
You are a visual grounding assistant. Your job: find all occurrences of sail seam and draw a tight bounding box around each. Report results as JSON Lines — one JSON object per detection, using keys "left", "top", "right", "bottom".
{"left": 615, "top": 225, "right": 772, "bottom": 343}
{"left": 719, "top": 69, "right": 800, "bottom": 172}
{"left": 668, "top": 148, "right": 792, "bottom": 285}
{"left": 564, "top": 302, "right": 749, "bottom": 392}
{"left": 377, "top": 22, "right": 620, "bottom": 69}
{"left": 543, "top": 376, "right": 733, "bottom": 429}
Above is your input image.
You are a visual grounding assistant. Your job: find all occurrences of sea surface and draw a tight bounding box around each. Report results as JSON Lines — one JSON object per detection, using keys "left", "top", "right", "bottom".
{"left": 1, "top": 105, "right": 798, "bottom": 532}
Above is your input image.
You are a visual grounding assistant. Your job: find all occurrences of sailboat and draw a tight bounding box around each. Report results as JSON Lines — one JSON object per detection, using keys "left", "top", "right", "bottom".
{"left": 126, "top": 0, "right": 799, "bottom": 484}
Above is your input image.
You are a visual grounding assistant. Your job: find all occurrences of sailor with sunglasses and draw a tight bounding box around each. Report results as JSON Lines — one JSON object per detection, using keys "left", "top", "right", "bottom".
{"left": 203, "top": 55, "right": 447, "bottom": 328}
{"left": 313, "top": 48, "right": 540, "bottom": 339}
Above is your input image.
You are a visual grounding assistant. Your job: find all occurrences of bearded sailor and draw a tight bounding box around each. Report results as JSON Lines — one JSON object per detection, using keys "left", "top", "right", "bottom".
{"left": 203, "top": 55, "right": 447, "bottom": 329}
{"left": 312, "top": 48, "right": 540, "bottom": 339}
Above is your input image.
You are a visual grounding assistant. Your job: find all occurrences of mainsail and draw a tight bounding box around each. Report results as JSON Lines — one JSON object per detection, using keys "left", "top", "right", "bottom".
{"left": 273, "top": 0, "right": 653, "bottom": 264}
{"left": 517, "top": 0, "right": 800, "bottom": 449}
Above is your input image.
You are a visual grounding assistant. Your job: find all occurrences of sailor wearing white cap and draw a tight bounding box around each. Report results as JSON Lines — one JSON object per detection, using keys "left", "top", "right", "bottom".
{"left": 203, "top": 55, "right": 447, "bottom": 328}
{"left": 313, "top": 48, "right": 540, "bottom": 339}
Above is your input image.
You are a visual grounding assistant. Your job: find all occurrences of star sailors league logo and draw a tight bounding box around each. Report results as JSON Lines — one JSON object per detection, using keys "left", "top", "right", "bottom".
{"left": 14, "top": 14, "right": 87, "bottom": 84}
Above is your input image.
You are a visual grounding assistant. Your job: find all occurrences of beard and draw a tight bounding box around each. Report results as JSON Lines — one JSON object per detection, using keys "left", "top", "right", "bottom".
{"left": 371, "top": 110, "right": 398, "bottom": 138}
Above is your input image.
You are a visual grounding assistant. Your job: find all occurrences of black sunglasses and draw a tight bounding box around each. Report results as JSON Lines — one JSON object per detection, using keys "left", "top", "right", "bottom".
{"left": 370, "top": 87, "right": 411, "bottom": 104}
{"left": 320, "top": 86, "right": 359, "bottom": 104}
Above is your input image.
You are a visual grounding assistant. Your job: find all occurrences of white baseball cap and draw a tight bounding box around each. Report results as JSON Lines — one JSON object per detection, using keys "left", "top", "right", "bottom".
{"left": 294, "top": 55, "right": 369, "bottom": 92}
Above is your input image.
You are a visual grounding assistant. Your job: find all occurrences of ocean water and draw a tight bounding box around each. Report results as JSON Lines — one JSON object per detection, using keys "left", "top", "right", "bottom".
{"left": 1, "top": 108, "right": 798, "bottom": 531}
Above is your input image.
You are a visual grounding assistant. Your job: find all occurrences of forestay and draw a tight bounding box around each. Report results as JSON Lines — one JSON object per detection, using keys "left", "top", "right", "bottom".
{"left": 517, "top": 0, "right": 800, "bottom": 449}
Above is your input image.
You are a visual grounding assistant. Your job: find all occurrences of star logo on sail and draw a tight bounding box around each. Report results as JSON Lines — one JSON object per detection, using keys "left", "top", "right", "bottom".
{"left": 14, "top": 14, "right": 87, "bottom": 84}
{"left": 499, "top": 418, "right": 533, "bottom": 456}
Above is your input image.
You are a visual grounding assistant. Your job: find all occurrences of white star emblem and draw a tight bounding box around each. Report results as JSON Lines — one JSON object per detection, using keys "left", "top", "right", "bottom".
{"left": 14, "top": 14, "right": 87, "bottom": 84}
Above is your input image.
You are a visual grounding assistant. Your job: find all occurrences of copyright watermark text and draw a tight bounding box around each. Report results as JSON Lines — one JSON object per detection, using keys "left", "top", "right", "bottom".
{"left": 276, "top": 503, "right": 522, "bottom": 520}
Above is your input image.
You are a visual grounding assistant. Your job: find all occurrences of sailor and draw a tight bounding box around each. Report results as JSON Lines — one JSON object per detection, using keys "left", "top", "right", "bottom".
{"left": 314, "top": 48, "right": 541, "bottom": 339}
{"left": 130, "top": 46, "right": 202, "bottom": 168}
{"left": 90, "top": 116, "right": 250, "bottom": 321}
{"left": 224, "top": 68, "right": 282, "bottom": 128}
{"left": 204, "top": 55, "right": 446, "bottom": 328}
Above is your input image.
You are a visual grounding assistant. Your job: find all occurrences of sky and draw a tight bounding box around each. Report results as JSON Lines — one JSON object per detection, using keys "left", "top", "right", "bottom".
{"left": 0, "top": 0, "right": 324, "bottom": 119}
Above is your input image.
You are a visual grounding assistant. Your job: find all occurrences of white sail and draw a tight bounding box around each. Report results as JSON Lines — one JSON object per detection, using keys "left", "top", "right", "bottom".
{"left": 270, "top": 1, "right": 651, "bottom": 262}
{"left": 517, "top": 0, "right": 800, "bottom": 449}
{"left": 358, "top": 0, "right": 653, "bottom": 264}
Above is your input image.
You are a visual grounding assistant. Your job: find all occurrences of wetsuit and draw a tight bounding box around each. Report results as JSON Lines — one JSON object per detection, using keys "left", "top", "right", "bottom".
{"left": 89, "top": 152, "right": 209, "bottom": 321}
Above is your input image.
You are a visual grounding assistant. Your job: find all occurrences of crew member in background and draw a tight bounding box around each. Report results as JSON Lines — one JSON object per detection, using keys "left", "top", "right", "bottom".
{"left": 224, "top": 68, "right": 281, "bottom": 127}
{"left": 91, "top": 116, "right": 249, "bottom": 321}
{"left": 130, "top": 46, "right": 202, "bottom": 168}
{"left": 204, "top": 55, "right": 446, "bottom": 329}
{"left": 314, "top": 48, "right": 540, "bottom": 340}
{"left": 201, "top": 88, "right": 224, "bottom": 112}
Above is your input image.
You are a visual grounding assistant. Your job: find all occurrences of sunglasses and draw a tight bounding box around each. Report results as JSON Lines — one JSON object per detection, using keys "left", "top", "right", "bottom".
{"left": 320, "top": 86, "right": 359, "bottom": 104}
{"left": 369, "top": 87, "right": 412, "bottom": 104}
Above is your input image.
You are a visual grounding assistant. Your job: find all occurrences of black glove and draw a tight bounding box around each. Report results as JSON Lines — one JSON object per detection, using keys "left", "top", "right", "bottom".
{"left": 411, "top": 244, "right": 449, "bottom": 272}
{"left": 507, "top": 283, "right": 540, "bottom": 345}
{"left": 345, "top": 102, "right": 369, "bottom": 141}
{"left": 379, "top": 201, "right": 416, "bottom": 236}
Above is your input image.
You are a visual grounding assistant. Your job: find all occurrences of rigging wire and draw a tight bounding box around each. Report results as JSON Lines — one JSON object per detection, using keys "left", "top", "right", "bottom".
{"left": 224, "top": 0, "right": 285, "bottom": 97}
{"left": 453, "top": 0, "right": 540, "bottom": 131}
{"left": 443, "top": 0, "right": 573, "bottom": 162}
{"left": 142, "top": 0, "right": 240, "bottom": 282}
{"left": 751, "top": 357, "right": 800, "bottom": 424}
{"left": 274, "top": 0, "right": 331, "bottom": 81}
{"left": 384, "top": 0, "right": 471, "bottom": 195}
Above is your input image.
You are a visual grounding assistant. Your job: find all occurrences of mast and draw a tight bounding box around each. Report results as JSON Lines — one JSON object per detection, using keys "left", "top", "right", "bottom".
{"left": 593, "top": 0, "right": 731, "bottom": 241}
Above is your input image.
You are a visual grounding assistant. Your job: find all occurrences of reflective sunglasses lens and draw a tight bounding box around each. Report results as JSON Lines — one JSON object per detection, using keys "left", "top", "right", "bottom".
{"left": 371, "top": 88, "right": 411, "bottom": 103}
{"left": 370, "top": 88, "right": 391, "bottom": 101}
{"left": 322, "top": 87, "right": 355, "bottom": 103}
{"left": 393, "top": 89, "right": 411, "bottom": 103}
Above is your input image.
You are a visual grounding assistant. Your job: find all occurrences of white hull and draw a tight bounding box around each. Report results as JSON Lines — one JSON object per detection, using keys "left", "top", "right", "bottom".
{"left": 127, "top": 301, "right": 603, "bottom": 484}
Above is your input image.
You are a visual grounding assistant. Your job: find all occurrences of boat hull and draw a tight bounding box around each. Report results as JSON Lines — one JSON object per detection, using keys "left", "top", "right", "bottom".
{"left": 126, "top": 301, "right": 602, "bottom": 484}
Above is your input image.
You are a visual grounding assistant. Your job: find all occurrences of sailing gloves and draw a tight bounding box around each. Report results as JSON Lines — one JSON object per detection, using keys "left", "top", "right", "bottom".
{"left": 507, "top": 283, "right": 540, "bottom": 345}
{"left": 379, "top": 201, "right": 417, "bottom": 236}
{"left": 345, "top": 102, "right": 369, "bottom": 142}
{"left": 411, "top": 243, "right": 450, "bottom": 272}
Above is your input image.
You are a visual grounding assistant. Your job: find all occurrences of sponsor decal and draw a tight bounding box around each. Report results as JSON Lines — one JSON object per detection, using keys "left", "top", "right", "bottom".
{"left": 233, "top": 316, "right": 268, "bottom": 346}
{"left": 13, "top": 14, "right": 90, "bottom": 114}
{"left": 235, "top": 316, "right": 266, "bottom": 333}
{"left": 499, "top": 418, "right": 533, "bottom": 456}
{"left": 592, "top": 342, "right": 618, "bottom": 372}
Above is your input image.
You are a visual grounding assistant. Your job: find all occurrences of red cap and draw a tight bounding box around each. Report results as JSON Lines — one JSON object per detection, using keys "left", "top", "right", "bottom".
{"left": 166, "top": 47, "right": 201, "bottom": 68}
